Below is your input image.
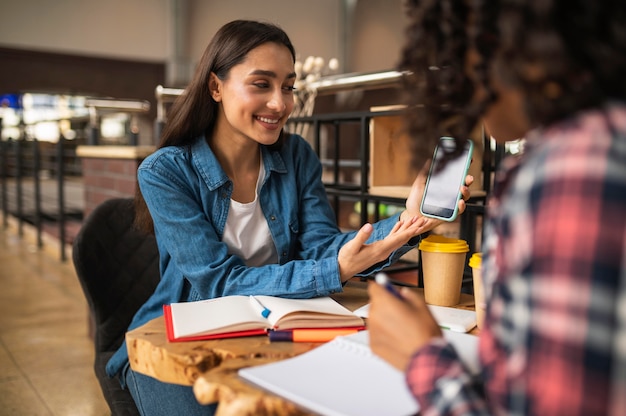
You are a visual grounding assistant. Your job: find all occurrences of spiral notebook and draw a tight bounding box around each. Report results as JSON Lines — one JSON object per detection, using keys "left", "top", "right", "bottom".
{"left": 239, "top": 330, "right": 479, "bottom": 416}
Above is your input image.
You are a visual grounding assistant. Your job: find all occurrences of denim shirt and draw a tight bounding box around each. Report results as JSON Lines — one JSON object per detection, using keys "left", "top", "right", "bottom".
{"left": 106, "top": 133, "right": 416, "bottom": 379}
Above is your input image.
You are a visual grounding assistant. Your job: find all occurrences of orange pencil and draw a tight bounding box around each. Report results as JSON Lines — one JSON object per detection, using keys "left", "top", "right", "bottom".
{"left": 269, "top": 327, "right": 366, "bottom": 342}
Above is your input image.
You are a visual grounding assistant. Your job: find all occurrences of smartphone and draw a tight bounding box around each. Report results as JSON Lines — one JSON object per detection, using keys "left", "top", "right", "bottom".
{"left": 420, "top": 137, "right": 474, "bottom": 222}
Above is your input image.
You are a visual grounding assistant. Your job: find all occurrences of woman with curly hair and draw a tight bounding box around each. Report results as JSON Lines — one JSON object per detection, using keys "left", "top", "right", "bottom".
{"left": 368, "top": 0, "right": 626, "bottom": 414}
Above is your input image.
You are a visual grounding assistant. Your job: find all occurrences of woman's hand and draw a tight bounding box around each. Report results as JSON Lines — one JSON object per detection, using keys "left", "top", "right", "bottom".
{"left": 401, "top": 162, "right": 474, "bottom": 234}
{"left": 337, "top": 163, "right": 473, "bottom": 282}
{"left": 337, "top": 216, "right": 428, "bottom": 282}
{"left": 367, "top": 282, "right": 442, "bottom": 371}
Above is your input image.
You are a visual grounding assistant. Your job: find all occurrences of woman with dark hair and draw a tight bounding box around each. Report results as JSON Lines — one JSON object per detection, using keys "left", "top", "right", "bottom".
{"left": 368, "top": 0, "right": 626, "bottom": 414}
{"left": 106, "top": 19, "right": 470, "bottom": 415}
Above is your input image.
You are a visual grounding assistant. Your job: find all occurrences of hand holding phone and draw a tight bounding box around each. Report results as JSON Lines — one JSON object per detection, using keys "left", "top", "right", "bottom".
{"left": 420, "top": 137, "right": 473, "bottom": 222}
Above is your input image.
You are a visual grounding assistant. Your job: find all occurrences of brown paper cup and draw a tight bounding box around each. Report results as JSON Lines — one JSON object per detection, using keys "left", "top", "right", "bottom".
{"left": 421, "top": 251, "right": 466, "bottom": 306}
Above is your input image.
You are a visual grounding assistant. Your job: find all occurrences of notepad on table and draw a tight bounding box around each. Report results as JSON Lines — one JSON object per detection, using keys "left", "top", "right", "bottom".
{"left": 239, "top": 329, "right": 479, "bottom": 416}
{"left": 353, "top": 303, "right": 477, "bottom": 333}
{"left": 163, "top": 295, "right": 365, "bottom": 342}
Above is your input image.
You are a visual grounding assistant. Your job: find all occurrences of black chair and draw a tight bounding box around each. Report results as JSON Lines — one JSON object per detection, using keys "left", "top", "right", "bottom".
{"left": 72, "top": 198, "right": 160, "bottom": 416}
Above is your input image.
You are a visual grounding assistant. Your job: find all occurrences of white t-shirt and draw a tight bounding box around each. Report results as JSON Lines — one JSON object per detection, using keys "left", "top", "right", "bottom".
{"left": 222, "top": 158, "right": 278, "bottom": 266}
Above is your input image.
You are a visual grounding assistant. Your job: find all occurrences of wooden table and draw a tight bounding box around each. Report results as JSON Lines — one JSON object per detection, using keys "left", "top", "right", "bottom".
{"left": 126, "top": 278, "right": 477, "bottom": 415}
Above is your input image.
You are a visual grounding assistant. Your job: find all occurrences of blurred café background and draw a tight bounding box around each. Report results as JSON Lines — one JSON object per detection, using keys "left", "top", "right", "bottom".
{"left": 0, "top": 1, "right": 495, "bottom": 414}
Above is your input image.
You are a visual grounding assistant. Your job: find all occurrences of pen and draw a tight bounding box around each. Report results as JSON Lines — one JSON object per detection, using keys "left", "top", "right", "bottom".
{"left": 250, "top": 296, "right": 271, "bottom": 318}
{"left": 375, "top": 273, "right": 404, "bottom": 300}
{"left": 269, "top": 327, "right": 366, "bottom": 343}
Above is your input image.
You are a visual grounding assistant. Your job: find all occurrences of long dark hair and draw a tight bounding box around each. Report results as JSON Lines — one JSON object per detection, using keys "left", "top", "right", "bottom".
{"left": 400, "top": 0, "right": 626, "bottom": 170}
{"left": 135, "top": 20, "right": 296, "bottom": 234}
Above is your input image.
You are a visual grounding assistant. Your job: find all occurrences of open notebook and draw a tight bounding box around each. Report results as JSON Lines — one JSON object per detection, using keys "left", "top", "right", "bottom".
{"left": 164, "top": 295, "right": 364, "bottom": 342}
{"left": 239, "top": 330, "right": 479, "bottom": 416}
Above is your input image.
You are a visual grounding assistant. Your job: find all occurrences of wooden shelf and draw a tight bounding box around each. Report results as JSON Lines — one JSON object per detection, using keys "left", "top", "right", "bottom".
{"left": 368, "top": 185, "right": 412, "bottom": 199}
{"left": 369, "top": 112, "right": 418, "bottom": 191}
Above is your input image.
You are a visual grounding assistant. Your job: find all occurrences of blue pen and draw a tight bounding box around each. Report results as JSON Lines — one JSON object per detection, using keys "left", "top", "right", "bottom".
{"left": 375, "top": 273, "right": 404, "bottom": 300}
{"left": 250, "top": 296, "right": 271, "bottom": 318}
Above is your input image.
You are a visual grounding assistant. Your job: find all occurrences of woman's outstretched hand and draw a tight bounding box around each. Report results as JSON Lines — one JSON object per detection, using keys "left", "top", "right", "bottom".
{"left": 337, "top": 216, "right": 427, "bottom": 282}
{"left": 337, "top": 163, "right": 473, "bottom": 282}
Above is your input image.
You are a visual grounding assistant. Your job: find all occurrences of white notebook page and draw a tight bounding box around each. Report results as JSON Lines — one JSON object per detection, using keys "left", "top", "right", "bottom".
{"left": 353, "top": 303, "right": 477, "bottom": 333}
{"left": 239, "top": 330, "right": 419, "bottom": 416}
{"left": 239, "top": 330, "right": 479, "bottom": 416}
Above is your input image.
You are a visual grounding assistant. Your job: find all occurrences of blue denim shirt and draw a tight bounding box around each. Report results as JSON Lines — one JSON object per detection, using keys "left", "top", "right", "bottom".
{"left": 107, "top": 133, "right": 416, "bottom": 379}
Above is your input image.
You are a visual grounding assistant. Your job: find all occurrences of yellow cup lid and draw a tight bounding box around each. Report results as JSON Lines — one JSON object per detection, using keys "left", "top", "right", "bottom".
{"left": 418, "top": 235, "right": 469, "bottom": 253}
{"left": 469, "top": 252, "right": 482, "bottom": 268}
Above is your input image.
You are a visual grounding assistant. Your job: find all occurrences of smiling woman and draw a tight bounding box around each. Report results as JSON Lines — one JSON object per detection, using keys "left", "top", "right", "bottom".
{"left": 209, "top": 42, "right": 296, "bottom": 150}
{"left": 105, "top": 19, "right": 470, "bottom": 416}
{"left": 207, "top": 41, "right": 297, "bottom": 204}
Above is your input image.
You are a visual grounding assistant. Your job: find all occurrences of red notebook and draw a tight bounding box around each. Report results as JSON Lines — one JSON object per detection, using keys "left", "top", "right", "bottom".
{"left": 163, "top": 304, "right": 267, "bottom": 342}
{"left": 162, "top": 295, "right": 365, "bottom": 343}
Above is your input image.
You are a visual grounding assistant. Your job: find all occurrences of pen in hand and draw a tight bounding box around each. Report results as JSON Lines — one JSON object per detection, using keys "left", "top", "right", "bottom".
{"left": 375, "top": 273, "right": 404, "bottom": 300}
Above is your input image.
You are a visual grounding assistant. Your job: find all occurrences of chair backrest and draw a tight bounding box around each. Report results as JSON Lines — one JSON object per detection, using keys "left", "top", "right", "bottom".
{"left": 73, "top": 197, "right": 160, "bottom": 353}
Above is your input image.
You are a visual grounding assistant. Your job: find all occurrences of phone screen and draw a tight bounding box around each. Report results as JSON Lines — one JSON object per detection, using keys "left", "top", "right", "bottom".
{"left": 420, "top": 137, "right": 473, "bottom": 221}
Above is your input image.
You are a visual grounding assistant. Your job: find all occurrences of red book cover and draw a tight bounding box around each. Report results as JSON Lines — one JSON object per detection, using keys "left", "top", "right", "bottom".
{"left": 163, "top": 304, "right": 267, "bottom": 342}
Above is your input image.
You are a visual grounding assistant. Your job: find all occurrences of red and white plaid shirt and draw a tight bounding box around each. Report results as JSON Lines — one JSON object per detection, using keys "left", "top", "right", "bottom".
{"left": 407, "top": 103, "right": 626, "bottom": 416}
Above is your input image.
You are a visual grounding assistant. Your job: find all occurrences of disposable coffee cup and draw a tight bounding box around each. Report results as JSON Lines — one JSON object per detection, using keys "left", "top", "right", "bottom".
{"left": 469, "top": 252, "right": 485, "bottom": 329}
{"left": 419, "top": 235, "right": 469, "bottom": 306}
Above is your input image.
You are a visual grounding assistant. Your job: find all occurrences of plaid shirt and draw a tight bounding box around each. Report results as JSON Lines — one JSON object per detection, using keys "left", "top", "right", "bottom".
{"left": 407, "top": 103, "right": 626, "bottom": 416}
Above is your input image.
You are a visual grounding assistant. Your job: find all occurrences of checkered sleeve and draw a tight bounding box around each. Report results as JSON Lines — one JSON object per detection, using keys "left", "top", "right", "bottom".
{"left": 406, "top": 338, "right": 489, "bottom": 416}
{"left": 480, "top": 107, "right": 626, "bottom": 415}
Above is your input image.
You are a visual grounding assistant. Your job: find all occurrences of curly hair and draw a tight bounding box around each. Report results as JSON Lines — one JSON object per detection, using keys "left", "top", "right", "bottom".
{"left": 398, "top": 0, "right": 498, "bottom": 171}
{"left": 400, "top": 0, "right": 626, "bottom": 170}
{"left": 496, "top": 0, "right": 626, "bottom": 127}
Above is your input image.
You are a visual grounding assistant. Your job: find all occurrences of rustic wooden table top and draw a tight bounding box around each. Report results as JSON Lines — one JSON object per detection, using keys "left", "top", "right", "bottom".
{"left": 126, "top": 278, "right": 477, "bottom": 415}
